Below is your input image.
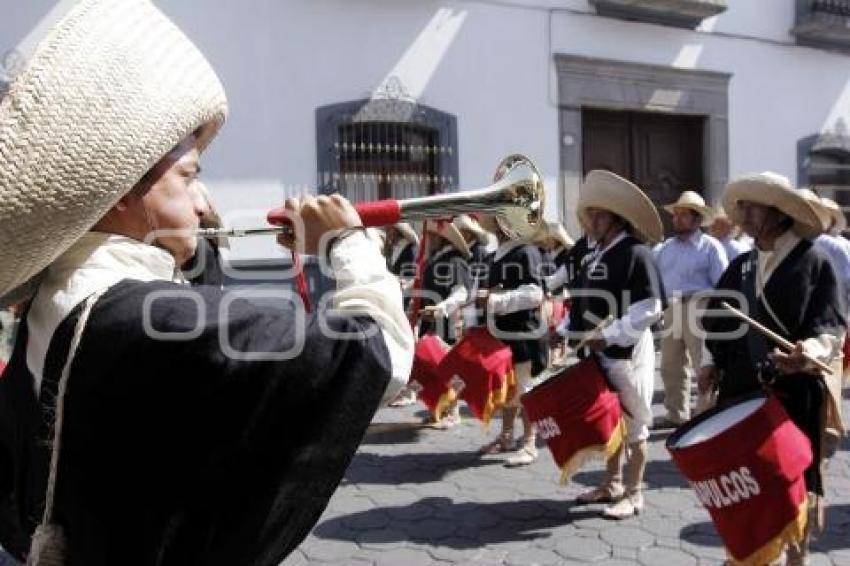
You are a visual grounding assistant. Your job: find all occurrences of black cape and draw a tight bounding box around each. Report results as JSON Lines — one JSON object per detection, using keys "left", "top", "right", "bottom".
{"left": 418, "top": 248, "right": 470, "bottom": 344}
{"left": 0, "top": 279, "right": 392, "bottom": 565}
{"left": 703, "top": 240, "right": 845, "bottom": 494}
{"left": 182, "top": 237, "right": 225, "bottom": 288}
{"left": 388, "top": 242, "right": 417, "bottom": 279}
{"left": 568, "top": 235, "right": 666, "bottom": 359}
{"left": 486, "top": 244, "right": 548, "bottom": 375}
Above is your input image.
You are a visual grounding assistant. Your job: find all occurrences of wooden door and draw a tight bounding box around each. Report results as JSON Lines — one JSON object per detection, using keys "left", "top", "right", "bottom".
{"left": 582, "top": 109, "right": 705, "bottom": 236}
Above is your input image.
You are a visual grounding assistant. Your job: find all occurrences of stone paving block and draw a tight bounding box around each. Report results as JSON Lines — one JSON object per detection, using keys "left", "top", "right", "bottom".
{"left": 600, "top": 526, "right": 655, "bottom": 549}
{"left": 300, "top": 539, "right": 359, "bottom": 562}
{"left": 831, "top": 549, "right": 850, "bottom": 566}
{"left": 373, "top": 547, "right": 435, "bottom": 566}
{"left": 355, "top": 527, "right": 408, "bottom": 550}
{"left": 554, "top": 536, "right": 612, "bottom": 561}
{"left": 679, "top": 538, "right": 727, "bottom": 562}
{"left": 385, "top": 501, "right": 437, "bottom": 522}
{"left": 425, "top": 540, "right": 481, "bottom": 562}
{"left": 612, "top": 546, "right": 639, "bottom": 560}
{"left": 638, "top": 546, "right": 697, "bottom": 566}
{"left": 504, "top": 547, "right": 562, "bottom": 565}
{"left": 341, "top": 508, "right": 391, "bottom": 531}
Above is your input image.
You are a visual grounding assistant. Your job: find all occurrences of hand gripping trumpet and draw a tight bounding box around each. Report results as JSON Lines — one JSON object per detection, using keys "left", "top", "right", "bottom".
{"left": 195, "top": 154, "right": 545, "bottom": 241}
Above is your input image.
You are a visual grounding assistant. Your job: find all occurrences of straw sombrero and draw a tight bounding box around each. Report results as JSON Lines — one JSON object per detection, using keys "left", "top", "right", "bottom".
{"left": 798, "top": 188, "right": 831, "bottom": 234}
{"left": 394, "top": 222, "right": 420, "bottom": 246}
{"left": 427, "top": 222, "right": 471, "bottom": 259}
{"left": 663, "top": 191, "right": 714, "bottom": 225}
{"left": 820, "top": 197, "right": 847, "bottom": 233}
{"left": 533, "top": 221, "right": 574, "bottom": 250}
{"left": 452, "top": 214, "right": 490, "bottom": 244}
{"left": 0, "top": 0, "right": 228, "bottom": 304}
{"left": 577, "top": 170, "right": 664, "bottom": 245}
{"left": 722, "top": 173, "right": 823, "bottom": 239}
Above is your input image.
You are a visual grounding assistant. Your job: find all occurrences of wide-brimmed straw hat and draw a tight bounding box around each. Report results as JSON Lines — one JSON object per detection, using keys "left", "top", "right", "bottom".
{"left": 0, "top": 0, "right": 228, "bottom": 304}
{"left": 820, "top": 197, "right": 847, "bottom": 233}
{"left": 722, "top": 173, "right": 823, "bottom": 239}
{"left": 664, "top": 191, "right": 714, "bottom": 225}
{"left": 577, "top": 170, "right": 664, "bottom": 245}
{"left": 798, "top": 188, "right": 832, "bottom": 234}
{"left": 452, "top": 214, "right": 490, "bottom": 244}
{"left": 533, "top": 221, "right": 574, "bottom": 250}
{"left": 393, "top": 222, "right": 420, "bottom": 246}
{"left": 427, "top": 221, "right": 471, "bottom": 259}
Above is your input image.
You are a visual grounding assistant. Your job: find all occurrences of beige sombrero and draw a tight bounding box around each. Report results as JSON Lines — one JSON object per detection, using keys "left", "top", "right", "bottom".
{"left": 664, "top": 191, "right": 714, "bottom": 225}
{"left": 394, "top": 222, "right": 420, "bottom": 247}
{"left": 452, "top": 214, "right": 490, "bottom": 244}
{"left": 820, "top": 197, "right": 847, "bottom": 233}
{"left": 798, "top": 188, "right": 831, "bottom": 234}
{"left": 427, "top": 222, "right": 471, "bottom": 259}
{"left": 577, "top": 170, "right": 664, "bottom": 245}
{"left": 0, "top": 0, "right": 228, "bottom": 304}
{"left": 533, "top": 221, "right": 574, "bottom": 250}
{"left": 722, "top": 173, "right": 823, "bottom": 239}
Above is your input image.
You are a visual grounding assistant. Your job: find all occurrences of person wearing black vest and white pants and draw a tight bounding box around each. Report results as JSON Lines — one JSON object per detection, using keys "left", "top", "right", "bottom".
{"left": 570, "top": 171, "right": 667, "bottom": 519}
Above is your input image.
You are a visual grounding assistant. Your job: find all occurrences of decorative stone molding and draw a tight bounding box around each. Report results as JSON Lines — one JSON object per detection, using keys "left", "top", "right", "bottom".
{"left": 792, "top": 0, "right": 850, "bottom": 53}
{"left": 589, "top": 0, "right": 727, "bottom": 29}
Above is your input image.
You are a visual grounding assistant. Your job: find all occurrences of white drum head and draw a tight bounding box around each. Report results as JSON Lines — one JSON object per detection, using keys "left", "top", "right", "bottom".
{"left": 673, "top": 398, "right": 766, "bottom": 448}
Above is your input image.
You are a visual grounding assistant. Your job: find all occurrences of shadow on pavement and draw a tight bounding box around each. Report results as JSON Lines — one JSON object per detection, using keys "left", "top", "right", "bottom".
{"left": 344, "top": 451, "right": 504, "bottom": 485}
{"left": 314, "top": 496, "right": 600, "bottom": 548}
{"left": 680, "top": 504, "right": 850, "bottom": 553}
{"left": 572, "top": 459, "right": 689, "bottom": 490}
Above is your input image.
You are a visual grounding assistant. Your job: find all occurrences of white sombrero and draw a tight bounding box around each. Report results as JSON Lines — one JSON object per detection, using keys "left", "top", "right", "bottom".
{"left": 664, "top": 191, "right": 715, "bottom": 226}
{"left": 0, "top": 0, "right": 228, "bottom": 304}
{"left": 577, "top": 170, "right": 664, "bottom": 245}
{"left": 533, "top": 221, "right": 574, "bottom": 250}
{"left": 798, "top": 188, "right": 831, "bottom": 234}
{"left": 394, "top": 222, "right": 420, "bottom": 247}
{"left": 820, "top": 197, "right": 847, "bottom": 233}
{"left": 722, "top": 173, "right": 823, "bottom": 239}
{"left": 452, "top": 214, "right": 490, "bottom": 244}
{"left": 427, "top": 222, "right": 471, "bottom": 259}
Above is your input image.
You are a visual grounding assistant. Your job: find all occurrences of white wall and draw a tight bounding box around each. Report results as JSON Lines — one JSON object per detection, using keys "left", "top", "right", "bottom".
{"left": 3, "top": 0, "right": 849, "bottom": 256}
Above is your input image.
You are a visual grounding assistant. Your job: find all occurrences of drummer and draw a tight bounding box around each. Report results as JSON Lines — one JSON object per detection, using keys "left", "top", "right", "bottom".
{"left": 700, "top": 173, "right": 846, "bottom": 564}
{"left": 386, "top": 222, "right": 420, "bottom": 280}
{"left": 416, "top": 221, "right": 472, "bottom": 426}
{"left": 569, "top": 171, "right": 666, "bottom": 519}
{"left": 453, "top": 214, "right": 495, "bottom": 331}
{"left": 534, "top": 221, "right": 575, "bottom": 363}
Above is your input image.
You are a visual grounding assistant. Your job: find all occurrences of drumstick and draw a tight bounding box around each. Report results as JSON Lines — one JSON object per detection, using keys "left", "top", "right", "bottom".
{"left": 572, "top": 315, "right": 615, "bottom": 352}
{"left": 719, "top": 301, "right": 833, "bottom": 375}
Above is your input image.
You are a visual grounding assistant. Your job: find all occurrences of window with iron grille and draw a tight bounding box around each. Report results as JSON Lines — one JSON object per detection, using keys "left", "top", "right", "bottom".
{"left": 316, "top": 98, "right": 459, "bottom": 202}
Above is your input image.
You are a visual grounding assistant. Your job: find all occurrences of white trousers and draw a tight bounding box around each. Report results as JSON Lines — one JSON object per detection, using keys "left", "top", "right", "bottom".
{"left": 597, "top": 329, "right": 655, "bottom": 443}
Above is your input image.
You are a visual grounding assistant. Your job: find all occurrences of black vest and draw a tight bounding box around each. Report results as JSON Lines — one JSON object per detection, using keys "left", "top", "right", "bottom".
{"left": 568, "top": 235, "right": 665, "bottom": 359}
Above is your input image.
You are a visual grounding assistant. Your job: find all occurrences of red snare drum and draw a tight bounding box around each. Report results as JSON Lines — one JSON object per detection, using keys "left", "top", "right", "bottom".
{"left": 667, "top": 394, "right": 812, "bottom": 566}
{"left": 520, "top": 356, "right": 624, "bottom": 483}
{"left": 408, "top": 334, "right": 451, "bottom": 419}
{"left": 437, "top": 327, "right": 513, "bottom": 425}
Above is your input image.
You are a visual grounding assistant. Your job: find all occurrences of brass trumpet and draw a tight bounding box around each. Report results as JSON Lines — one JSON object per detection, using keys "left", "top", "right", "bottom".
{"left": 196, "top": 154, "right": 545, "bottom": 240}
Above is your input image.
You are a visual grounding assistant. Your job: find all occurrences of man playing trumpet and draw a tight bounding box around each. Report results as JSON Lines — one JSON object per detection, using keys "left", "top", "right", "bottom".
{"left": 0, "top": 1, "right": 413, "bottom": 564}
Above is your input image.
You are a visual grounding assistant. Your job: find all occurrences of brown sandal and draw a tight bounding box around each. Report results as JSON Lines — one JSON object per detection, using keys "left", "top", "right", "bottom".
{"left": 479, "top": 432, "right": 515, "bottom": 455}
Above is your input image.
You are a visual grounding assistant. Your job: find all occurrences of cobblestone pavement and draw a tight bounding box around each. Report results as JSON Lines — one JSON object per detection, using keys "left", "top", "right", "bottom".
{"left": 283, "top": 376, "right": 850, "bottom": 566}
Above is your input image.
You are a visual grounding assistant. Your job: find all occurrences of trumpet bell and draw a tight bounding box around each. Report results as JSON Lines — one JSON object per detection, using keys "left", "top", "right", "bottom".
{"left": 490, "top": 154, "right": 545, "bottom": 240}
